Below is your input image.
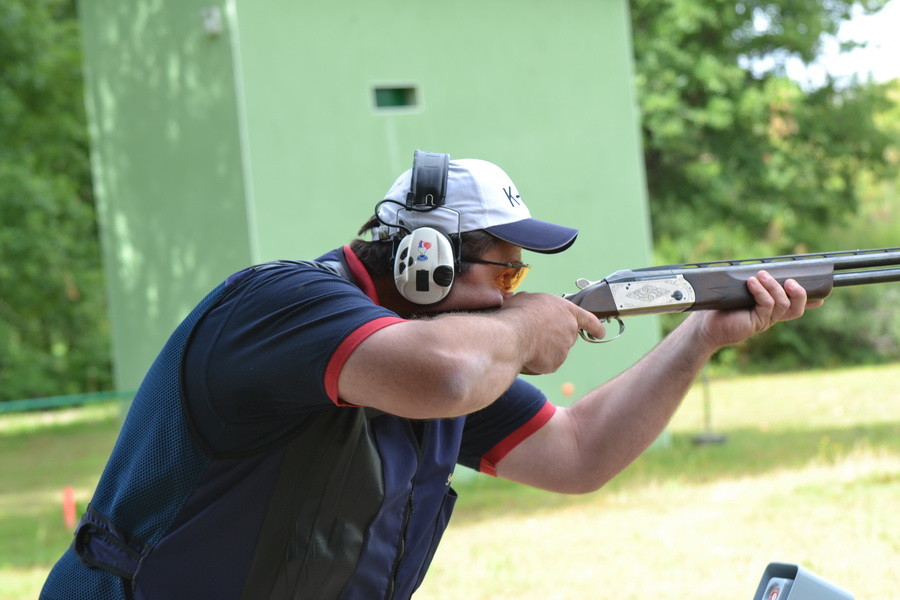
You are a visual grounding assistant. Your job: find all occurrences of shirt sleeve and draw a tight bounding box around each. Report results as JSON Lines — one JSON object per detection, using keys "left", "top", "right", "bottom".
{"left": 457, "top": 378, "right": 556, "bottom": 476}
{"left": 182, "top": 262, "right": 404, "bottom": 455}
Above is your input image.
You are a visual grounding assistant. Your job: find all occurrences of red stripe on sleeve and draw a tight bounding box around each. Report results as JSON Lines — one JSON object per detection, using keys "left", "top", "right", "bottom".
{"left": 324, "top": 316, "right": 405, "bottom": 406}
{"left": 479, "top": 401, "right": 557, "bottom": 477}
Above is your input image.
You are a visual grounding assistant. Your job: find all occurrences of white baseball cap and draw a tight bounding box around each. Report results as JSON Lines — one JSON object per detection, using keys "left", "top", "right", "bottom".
{"left": 371, "top": 158, "right": 579, "bottom": 254}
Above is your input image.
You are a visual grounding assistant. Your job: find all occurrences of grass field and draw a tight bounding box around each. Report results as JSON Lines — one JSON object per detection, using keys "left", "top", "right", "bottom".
{"left": 1, "top": 364, "right": 898, "bottom": 599}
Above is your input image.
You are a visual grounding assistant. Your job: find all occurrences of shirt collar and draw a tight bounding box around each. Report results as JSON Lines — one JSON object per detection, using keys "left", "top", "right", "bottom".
{"left": 341, "top": 245, "right": 380, "bottom": 304}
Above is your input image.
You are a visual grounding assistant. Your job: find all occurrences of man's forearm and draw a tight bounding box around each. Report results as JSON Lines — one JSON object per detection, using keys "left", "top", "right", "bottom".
{"left": 565, "top": 313, "right": 718, "bottom": 489}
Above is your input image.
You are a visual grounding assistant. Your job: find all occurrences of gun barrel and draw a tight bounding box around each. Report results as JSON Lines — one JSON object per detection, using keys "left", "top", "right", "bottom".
{"left": 831, "top": 248, "right": 900, "bottom": 271}
{"left": 651, "top": 247, "right": 900, "bottom": 273}
{"left": 834, "top": 267, "right": 900, "bottom": 287}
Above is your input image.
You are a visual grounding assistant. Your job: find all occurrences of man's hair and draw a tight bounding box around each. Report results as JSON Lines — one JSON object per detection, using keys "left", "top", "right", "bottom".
{"left": 351, "top": 215, "right": 497, "bottom": 277}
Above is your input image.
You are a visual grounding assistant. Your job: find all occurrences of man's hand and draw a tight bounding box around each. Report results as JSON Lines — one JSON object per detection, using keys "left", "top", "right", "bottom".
{"left": 502, "top": 292, "right": 606, "bottom": 375}
{"left": 694, "top": 270, "right": 824, "bottom": 349}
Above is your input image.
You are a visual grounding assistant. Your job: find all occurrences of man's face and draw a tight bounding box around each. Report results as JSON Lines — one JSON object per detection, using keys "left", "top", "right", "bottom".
{"left": 415, "top": 240, "right": 525, "bottom": 316}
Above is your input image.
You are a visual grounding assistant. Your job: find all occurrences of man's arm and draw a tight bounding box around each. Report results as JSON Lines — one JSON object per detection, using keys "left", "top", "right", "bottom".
{"left": 494, "top": 271, "right": 821, "bottom": 494}
{"left": 337, "top": 293, "right": 605, "bottom": 420}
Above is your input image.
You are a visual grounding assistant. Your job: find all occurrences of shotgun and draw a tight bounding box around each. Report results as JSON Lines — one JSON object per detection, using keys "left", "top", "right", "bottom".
{"left": 563, "top": 246, "right": 900, "bottom": 343}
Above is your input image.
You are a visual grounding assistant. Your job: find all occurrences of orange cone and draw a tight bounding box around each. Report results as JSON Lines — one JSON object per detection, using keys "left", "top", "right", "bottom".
{"left": 63, "top": 486, "right": 77, "bottom": 530}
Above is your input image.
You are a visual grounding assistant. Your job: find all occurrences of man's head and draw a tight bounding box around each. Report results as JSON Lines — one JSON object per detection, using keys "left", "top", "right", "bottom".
{"left": 352, "top": 153, "right": 578, "bottom": 311}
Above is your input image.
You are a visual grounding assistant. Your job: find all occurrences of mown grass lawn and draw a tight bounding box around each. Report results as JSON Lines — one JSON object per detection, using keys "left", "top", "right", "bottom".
{"left": 1, "top": 364, "right": 897, "bottom": 599}
{"left": 419, "top": 364, "right": 899, "bottom": 599}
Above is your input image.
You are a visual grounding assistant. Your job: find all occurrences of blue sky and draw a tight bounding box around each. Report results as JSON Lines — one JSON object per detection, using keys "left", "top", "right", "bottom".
{"left": 791, "top": 0, "right": 900, "bottom": 85}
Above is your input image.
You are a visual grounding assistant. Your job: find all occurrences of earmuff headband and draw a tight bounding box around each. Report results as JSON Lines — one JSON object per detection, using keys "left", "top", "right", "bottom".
{"left": 407, "top": 150, "right": 450, "bottom": 208}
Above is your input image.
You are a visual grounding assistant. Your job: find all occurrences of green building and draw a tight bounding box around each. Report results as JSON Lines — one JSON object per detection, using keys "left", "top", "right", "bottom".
{"left": 79, "top": 0, "right": 659, "bottom": 404}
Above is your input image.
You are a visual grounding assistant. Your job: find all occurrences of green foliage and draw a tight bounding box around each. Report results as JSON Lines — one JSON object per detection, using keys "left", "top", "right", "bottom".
{"left": 0, "top": 0, "right": 112, "bottom": 401}
{"left": 631, "top": 0, "right": 900, "bottom": 372}
{"left": 631, "top": 0, "right": 895, "bottom": 260}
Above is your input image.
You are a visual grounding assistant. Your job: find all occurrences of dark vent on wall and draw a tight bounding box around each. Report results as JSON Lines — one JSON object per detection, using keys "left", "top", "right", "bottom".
{"left": 373, "top": 85, "right": 419, "bottom": 109}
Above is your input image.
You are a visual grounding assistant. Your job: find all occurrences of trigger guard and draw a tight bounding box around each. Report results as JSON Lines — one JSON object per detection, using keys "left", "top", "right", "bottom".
{"left": 579, "top": 316, "right": 625, "bottom": 344}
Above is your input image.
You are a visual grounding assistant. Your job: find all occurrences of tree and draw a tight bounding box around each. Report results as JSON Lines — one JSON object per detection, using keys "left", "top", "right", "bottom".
{"left": 0, "top": 0, "right": 112, "bottom": 401}
{"left": 629, "top": 0, "right": 900, "bottom": 370}
{"left": 630, "top": 0, "right": 895, "bottom": 260}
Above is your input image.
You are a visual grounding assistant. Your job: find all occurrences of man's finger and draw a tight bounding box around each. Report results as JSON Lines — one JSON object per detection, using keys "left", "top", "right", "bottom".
{"left": 575, "top": 306, "right": 606, "bottom": 340}
{"left": 759, "top": 271, "right": 792, "bottom": 317}
{"left": 746, "top": 273, "right": 776, "bottom": 322}
{"left": 783, "top": 278, "right": 816, "bottom": 320}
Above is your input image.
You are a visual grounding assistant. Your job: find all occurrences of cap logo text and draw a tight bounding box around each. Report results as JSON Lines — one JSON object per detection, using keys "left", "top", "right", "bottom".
{"left": 503, "top": 187, "right": 522, "bottom": 207}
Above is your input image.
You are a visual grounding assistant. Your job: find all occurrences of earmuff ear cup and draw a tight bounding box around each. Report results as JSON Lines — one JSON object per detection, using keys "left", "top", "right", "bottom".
{"left": 393, "top": 227, "right": 456, "bottom": 305}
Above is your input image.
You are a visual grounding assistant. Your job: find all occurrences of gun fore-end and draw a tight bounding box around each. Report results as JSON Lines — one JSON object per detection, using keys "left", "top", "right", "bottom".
{"left": 686, "top": 261, "right": 835, "bottom": 311}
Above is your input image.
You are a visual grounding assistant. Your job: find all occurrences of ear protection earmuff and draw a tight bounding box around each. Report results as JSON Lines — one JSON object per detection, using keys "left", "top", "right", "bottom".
{"left": 376, "top": 150, "right": 459, "bottom": 305}
{"left": 393, "top": 225, "right": 456, "bottom": 305}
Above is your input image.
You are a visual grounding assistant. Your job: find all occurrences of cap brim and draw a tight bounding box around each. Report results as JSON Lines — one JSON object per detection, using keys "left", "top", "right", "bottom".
{"left": 485, "top": 219, "right": 579, "bottom": 254}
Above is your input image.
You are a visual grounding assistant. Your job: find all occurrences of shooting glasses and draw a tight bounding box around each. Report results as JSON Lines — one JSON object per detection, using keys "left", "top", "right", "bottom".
{"left": 461, "top": 258, "right": 531, "bottom": 294}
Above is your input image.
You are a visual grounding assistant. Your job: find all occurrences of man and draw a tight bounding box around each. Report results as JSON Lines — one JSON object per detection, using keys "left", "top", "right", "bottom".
{"left": 41, "top": 153, "right": 818, "bottom": 600}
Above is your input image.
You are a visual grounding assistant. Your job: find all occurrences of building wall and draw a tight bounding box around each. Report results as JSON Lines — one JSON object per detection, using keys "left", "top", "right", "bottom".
{"left": 80, "top": 0, "right": 659, "bottom": 402}
{"left": 79, "top": 0, "right": 251, "bottom": 387}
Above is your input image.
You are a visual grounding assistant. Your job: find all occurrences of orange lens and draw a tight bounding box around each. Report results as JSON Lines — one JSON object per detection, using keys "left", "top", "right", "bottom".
{"left": 496, "top": 264, "right": 530, "bottom": 293}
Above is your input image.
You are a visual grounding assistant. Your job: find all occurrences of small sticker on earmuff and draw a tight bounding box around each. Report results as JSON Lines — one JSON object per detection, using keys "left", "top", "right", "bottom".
{"left": 416, "top": 240, "right": 433, "bottom": 261}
